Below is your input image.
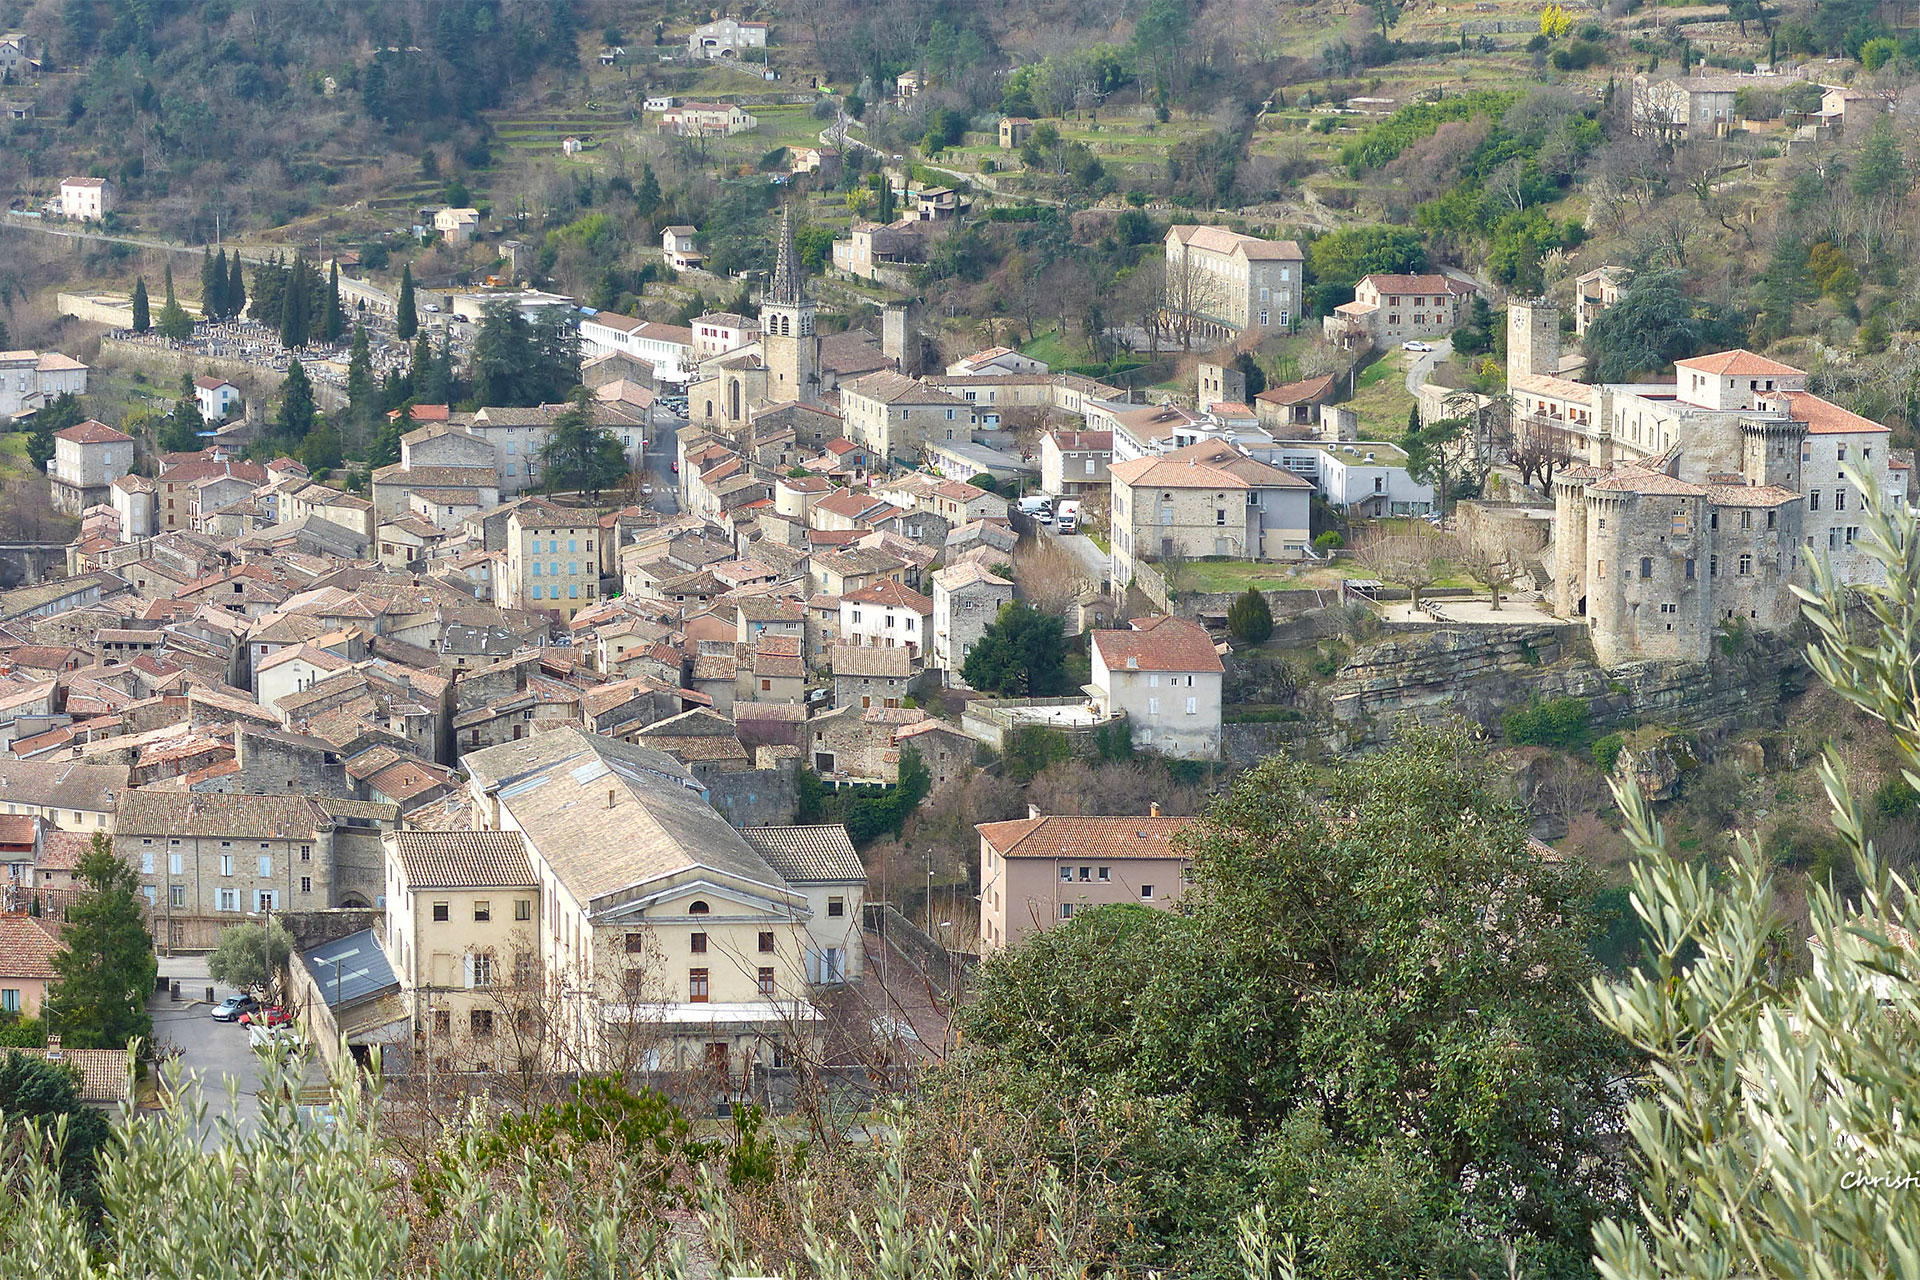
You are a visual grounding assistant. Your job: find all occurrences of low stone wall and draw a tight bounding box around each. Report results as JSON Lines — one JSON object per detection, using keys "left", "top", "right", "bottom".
{"left": 97, "top": 335, "right": 348, "bottom": 413}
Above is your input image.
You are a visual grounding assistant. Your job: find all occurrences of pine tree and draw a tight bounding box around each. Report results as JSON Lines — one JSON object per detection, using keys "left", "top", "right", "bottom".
{"left": 299, "top": 417, "right": 343, "bottom": 471}
{"left": 634, "top": 163, "right": 662, "bottom": 219}
{"left": 130, "top": 277, "right": 150, "bottom": 332}
{"left": 44, "top": 835, "right": 157, "bottom": 1051}
{"left": 323, "top": 260, "right": 345, "bottom": 344}
{"left": 228, "top": 252, "right": 246, "bottom": 321}
{"left": 275, "top": 358, "right": 316, "bottom": 440}
{"left": 396, "top": 263, "right": 417, "bottom": 339}
{"left": 200, "top": 246, "right": 225, "bottom": 321}
{"left": 429, "top": 328, "right": 455, "bottom": 405}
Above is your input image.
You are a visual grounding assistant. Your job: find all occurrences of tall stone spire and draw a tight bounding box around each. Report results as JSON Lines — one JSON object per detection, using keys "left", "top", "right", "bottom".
{"left": 771, "top": 202, "right": 801, "bottom": 306}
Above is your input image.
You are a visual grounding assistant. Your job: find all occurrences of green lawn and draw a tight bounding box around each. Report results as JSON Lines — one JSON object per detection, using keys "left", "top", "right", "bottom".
{"left": 1344, "top": 352, "right": 1419, "bottom": 438}
{"left": 1018, "top": 327, "right": 1087, "bottom": 368}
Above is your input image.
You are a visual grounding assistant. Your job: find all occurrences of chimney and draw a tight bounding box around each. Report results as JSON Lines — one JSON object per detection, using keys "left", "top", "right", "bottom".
{"left": 1027, "top": 803, "right": 1042, "bottom": 820}
{"left": 1150, "top": 801, "right": 1161, "bottom": 818}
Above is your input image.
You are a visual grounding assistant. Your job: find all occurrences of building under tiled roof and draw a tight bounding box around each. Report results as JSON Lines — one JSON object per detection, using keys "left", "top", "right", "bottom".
{"left": 741, "top": 826, "right": 864, "bottom": 882}
{"left": 830, "top": 644, "right": 912, "bottom": 678}
{"left": 975, "top": 813, "right": 1193, "bottom": 862}
{"left": 1092, "top": 616, "right": 1224, "bottom": 674}
{"left": 0, "top": 912, "right": 60, "bottom": 981}
{"left": 391, "top": 830, "right": 536, "bottom": 889}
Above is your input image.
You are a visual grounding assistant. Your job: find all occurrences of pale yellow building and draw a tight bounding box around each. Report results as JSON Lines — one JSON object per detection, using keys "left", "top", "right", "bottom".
{"left": 383, "top": 830, "right": 540, "bottom": 1074}
{"left": 462, "top": 728, "right": 862, "bottom": 1084}
{"left": 506, "top": 499, "right": 602, "bottom": 620}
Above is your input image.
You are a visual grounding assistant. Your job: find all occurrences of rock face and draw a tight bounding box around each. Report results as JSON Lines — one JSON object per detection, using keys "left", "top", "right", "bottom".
{"left": 1613, "top": 729, "right": 1700, "bottom": 802}
{"left": 1316, "top": 622, "right": 1800, "bottom": 750}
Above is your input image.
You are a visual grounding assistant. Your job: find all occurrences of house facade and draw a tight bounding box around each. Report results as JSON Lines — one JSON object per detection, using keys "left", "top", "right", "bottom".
{"left": 1040, "top": 429, "right": 1112, "bottom": 497}
{"left": 1090, "top": 617, "right": 1224, "bottom": 760}
{"left": 977, "top": 811, "right": 1191, "bottom": 954}
{"left": 1162, "top": 225, "right": 1304, "bottom": 343}
{"left": 688, "top": 17, "right": 768, "bottom": 58}
{"left": 1107, "top": 441, "right": 1315, "bottom": 587}
{"left": 59, "top": 177, "right": 114, "bottom": 221}
{"left": 49, "top": 419, "right": 133, "bottom": 515}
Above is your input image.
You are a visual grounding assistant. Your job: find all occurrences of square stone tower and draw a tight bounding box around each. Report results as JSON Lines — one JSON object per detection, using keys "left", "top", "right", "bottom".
{"left": 1507, "top": 299, "right": 1561, "bottom": 382}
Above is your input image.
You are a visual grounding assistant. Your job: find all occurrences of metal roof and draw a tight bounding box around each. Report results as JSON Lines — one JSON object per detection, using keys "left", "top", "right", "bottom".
{"left": 302, "top": 929, "right": 399, "bottom": 1008}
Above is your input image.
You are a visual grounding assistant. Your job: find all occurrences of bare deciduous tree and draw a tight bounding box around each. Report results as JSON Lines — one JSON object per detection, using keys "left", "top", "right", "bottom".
{"left": 1355, "top": 528, "right": 1449, "bottom": 611}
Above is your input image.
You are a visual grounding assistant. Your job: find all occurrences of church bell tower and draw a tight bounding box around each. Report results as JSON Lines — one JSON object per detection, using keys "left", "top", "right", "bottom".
{"left": 761, "top": 204, "right": 819, "bottom": 402}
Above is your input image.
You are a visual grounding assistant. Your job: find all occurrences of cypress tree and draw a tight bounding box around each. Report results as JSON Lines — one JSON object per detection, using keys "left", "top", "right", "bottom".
{"left": 408, "top": 332, "right": 433, "bottom": 398}
{"left": 130, "top": 278, "right": 150, "bottom": 332}
{"left": 157, "top": 265, "right": 193, "bottom": 341}
{"left": 323, "top": 260, "right": 345, "bottom": 344}
{"left": 275, "top": 358, "right": 316, "bottom": 440}
{"left": 280, "top": 254, "right": 310, "bottom": 350}
{"left": 200, "top": 247, "right": 225, "bottom": 321}
{"left": 347, "top": 322, "right": 375, "bottom": 422}
{"left": 228, "top": 252, "right": 246, "bottom": 321}
{"left": 396, "top": 263, "right": 417, "bottom": 339}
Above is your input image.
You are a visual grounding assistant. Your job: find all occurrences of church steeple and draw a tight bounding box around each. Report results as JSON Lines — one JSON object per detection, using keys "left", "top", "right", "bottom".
{"left": 761, "top": 201, "right": 818, "bottom": 401}
{"left": 770, "top": 202, "right": 803, "bottom": 306}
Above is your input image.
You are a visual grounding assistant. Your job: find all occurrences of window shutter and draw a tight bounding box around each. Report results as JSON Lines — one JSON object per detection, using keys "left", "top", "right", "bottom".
{"left": 463, "top": 954, "right": 476, "bottom": 989}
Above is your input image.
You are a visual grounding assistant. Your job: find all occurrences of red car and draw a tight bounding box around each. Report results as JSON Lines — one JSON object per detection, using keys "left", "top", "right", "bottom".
{"left": 240, "top": 1005, "right": 291, "bottom": 1028}
{"left": 670, "top": 461, "right": 679, "bottom": 474}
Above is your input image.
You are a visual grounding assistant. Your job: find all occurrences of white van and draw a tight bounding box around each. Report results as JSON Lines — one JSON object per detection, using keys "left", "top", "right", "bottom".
{"left": 1017, "top": 495, "right": 1053, "bottom": 521}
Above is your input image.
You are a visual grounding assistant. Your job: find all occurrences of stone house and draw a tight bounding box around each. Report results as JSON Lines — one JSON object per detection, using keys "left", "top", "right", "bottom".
{"left": 998, "top": 117, "right": 1034, "bottom": 149}
{"left": 840, "top": 371, "right": 974, "bottom": 464}
{"left": 930, "top": 561, "right": 1012, "bottom": 680}
{"left": 49, "top": 419, "right": 132, "bottom": 515}
{"left": 59, "top": 176, "right": 114, "bottom": 221}
{"left": 1327, "top": 273, "right": 1477, "bottom": 348}
{"left": 688, "top": 17, "right": 768, "bottom": 58}
{"left": 829, "top": 644, "right": 912, "bottom": 710}
{"left": 1089, "top": 616, "right": 1224, "bottom": 760}
{"left": 1107, "top": 441, "right": 1315, "bottom": 587}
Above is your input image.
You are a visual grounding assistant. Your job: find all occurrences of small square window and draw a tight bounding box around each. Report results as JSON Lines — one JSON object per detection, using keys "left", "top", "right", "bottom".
{"left": 433, "top": 902, "right": 449, "bottom": 922}
{"left": 473, "top": 901, "right": 490, "bottom": 922}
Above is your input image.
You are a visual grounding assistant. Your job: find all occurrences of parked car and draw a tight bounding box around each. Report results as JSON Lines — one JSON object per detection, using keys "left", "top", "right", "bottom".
{"left": 1402, "top": 340, "right": 1434, "bottom": 352}
{"left": 670, "top": 461, "right": 679, "bottom": 473}
{"left": 250, "top": 1023, "right": 307, "bottom": 1051}
{"left": 240, "top": 1005, "right": 291, "bottom": 1027}
{"left": 210, "top": 995, "right": 259, "bottom": 1022}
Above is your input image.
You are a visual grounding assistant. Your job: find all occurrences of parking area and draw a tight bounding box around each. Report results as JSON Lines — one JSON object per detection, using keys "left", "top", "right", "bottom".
{"left": 149, "top": 955, "right": 266, "bottom": 1141}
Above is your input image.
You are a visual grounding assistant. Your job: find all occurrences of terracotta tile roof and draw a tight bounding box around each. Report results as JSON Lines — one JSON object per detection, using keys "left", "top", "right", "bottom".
{"left": 1359, "top": 273, "right": 1476, "bottom": 296}
{"left": 1255, "top": 374, "right": 1339, "bottom": 406}
{"left": 1782, "top": 391, "right": 1891, "bottom": 436}
{"left": 0, "top": 813, "right": 36, "bottom": 846}
{"left": 54, "top": 419, "right": 132, "bottom": 445}
{"left": 1093, "top": 616, "right": 1224, "bottom": 674}
{"left": 391, "top": 830, "right": 535, "bottom": 889}
{"left": 1047, "top": 429, "right": 1112, "bottom": 452}
{"left": 740, "top": 826, "right": 864, "bottom": 882}
{"left": 0, "top": 913, "right": 60, "bottom": 980}
{"left": 1675, "top": 349, "right": 1804, "bottom": 378}
{"left": 1704, "top": 484, "right": 1801, "bottom": 507}
{"left": 1586, "top": 466, "right": 1704, "bottom": 497}
{"left": 8, "top": 1045, "right": 130, "bottom": 1103}
{"left": 1166, "top": 225, "right": 1303, "bottom": 260}
{"left": 976, "top": 813, "right": 1193, "bottom": 861}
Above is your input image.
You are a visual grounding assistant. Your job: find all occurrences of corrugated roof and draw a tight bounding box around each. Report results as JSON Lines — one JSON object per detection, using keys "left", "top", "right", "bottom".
{"left": 302, "top": 929, "right": 399, "bottom": 1008}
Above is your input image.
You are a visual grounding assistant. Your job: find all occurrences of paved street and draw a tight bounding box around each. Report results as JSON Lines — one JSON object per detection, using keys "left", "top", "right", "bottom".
{"left": 1404, "top": 337, "right": 1453, "bottom": 396}
{"left": 149, "top": 955, "right": 265, "bottom": 1142}
{"left": 643, "top": 409, "right": 684, "bottom": 515}
{"left": 1050, "top": 529, "right": 1110, "bottom": 592}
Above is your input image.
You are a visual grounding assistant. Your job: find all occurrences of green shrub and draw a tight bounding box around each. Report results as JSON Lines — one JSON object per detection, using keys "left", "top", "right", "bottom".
{"left": 1502, "top": 696, "right": 1592, "bottom": 747}
{"left": 1592, "top": 732, "right": 1627, "bottom": 774}
{"left": 1003, "top": 726, "right": 1073, "bottom": 782}
{"left": 1874, "top": 775, "right": 1920, "bottom": 819}
{"left": 1227, "top": 588, "right": 1274, "bottom": 645}
{"left": 1313, "top": 530, "right": 1345, "bottom": 552}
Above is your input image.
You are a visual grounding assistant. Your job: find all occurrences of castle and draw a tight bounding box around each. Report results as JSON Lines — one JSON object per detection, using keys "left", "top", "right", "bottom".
{"left": 1505, "top": 300, "right": 1910, "bottom": 665}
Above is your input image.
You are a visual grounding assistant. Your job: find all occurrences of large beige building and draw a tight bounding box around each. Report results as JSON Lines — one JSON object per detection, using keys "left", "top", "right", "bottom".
{"left": 383, "top": 830, "right": 540, "bottom": 1074}
{"left": 1107, "top": 440, "right": 1315, "bottom": 588}
{"left": 461, "top": 729, "right": 864, "bottom": 1082}
{"left": 1162, "top": 225, "right": 1304, "bottom": 344}
{"left": 49, "top": 418, "right": 132, "bottom": 515}
{"left": 977, "top": 811, "right": 1192, "bottom": 954}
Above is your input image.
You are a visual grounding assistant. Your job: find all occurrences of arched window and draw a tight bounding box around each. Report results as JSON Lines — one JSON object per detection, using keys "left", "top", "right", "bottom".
{"left": 689, "top": 900, "right": 710, "bottom": 915}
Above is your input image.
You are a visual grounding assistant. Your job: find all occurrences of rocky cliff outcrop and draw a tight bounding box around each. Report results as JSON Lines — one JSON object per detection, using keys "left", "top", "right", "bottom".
{"left": 1316, "top": 621, "right": 1803, "bottom": 750}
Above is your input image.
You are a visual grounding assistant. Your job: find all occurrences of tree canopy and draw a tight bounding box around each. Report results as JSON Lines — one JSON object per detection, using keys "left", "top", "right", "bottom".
{"left": 957, "top": 729, "right": 1632, "bottom": 1278}
{"left": 960, "top": 600, "right": 1069, "bottom": 696}
{"left": 471, "top": 302, "right": 581, "bottom": 407}
{"left": 207, "top": 920, "right": 294, "bottom": 1001}
{"left": 1581, "top": 269, "right": 1741, "bottom": 382}
{"left": 536, "top": 388, "right": 627, "bottom": 500}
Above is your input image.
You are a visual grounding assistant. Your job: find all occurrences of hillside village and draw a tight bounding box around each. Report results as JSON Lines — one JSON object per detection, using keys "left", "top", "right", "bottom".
{"left": 5, "top": 1, "right": 1920, "bottom": 1277}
